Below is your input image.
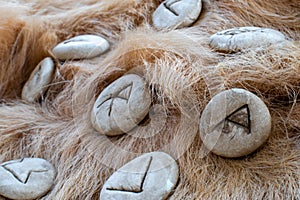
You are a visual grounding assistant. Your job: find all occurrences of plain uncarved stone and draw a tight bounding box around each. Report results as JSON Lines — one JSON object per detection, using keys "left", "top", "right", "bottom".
{"left": 21, "top": 57, "right": 55, "bottom": 103}
{"left": 0, "top": 158, "right": 56, "bottom": 200}
{"left": 100, "top": 152, "right": 179, "bottom": 200}
{"left": 152, "top": 0, "right": 202, "bottom": 29}
{"left": 91, "top": 74, "right": 151, "bottom": 136}
{"left": 52, "top": 34, "right": 110, "bottom": 60}
{"left": 209, "top": 27, "right": 286, "bottom": 52}
{"left": 199, "top": 88, "right": 272, "bottom": 158}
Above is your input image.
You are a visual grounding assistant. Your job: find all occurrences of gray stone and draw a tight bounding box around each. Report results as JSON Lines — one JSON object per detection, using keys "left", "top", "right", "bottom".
{"left": 91, "top": 74, "right": 151, "bottom": 136}
{"left": 199, "top": 88, "right": 272, "bottom": 158}
{"left": 100, "top": 152, "right": 179, "bottom": 200}
{"left": 209, "top": 27, "right": 286, "bottom": 52}
{"left": 0, "top": 158, "right": 56, "bottom": 200}
{"left": 152, "top": 0, "right": 202, "bottom": 29}
{"left": 52, "top": 34, "right": 109, "bottom": 60}
{"left": 21, "top": 57, "right": 55, "bottom": 103}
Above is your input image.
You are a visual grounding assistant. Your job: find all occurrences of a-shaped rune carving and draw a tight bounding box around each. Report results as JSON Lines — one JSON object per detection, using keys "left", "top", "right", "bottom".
{"left": 200, "top": 88, "right": 272, "bottom": 158}
{"left": 91, "top": 74, "right": 151, "bottom": 136}
{"left": 97, "top": 82, "right": 133, "bottom": 116}
{"left": 222, "top": 104, "right": 251, "bottom": 138}
{"left": 106, "top": 156, "right": 153, "bottom": 193}
{"left": 1, "top": 158, "right": 49, "bottom": 184}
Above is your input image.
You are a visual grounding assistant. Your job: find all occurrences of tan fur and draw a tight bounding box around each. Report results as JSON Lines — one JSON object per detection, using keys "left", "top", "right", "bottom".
{"left": 0, "top": 0, "right": 299, "bottom": 199}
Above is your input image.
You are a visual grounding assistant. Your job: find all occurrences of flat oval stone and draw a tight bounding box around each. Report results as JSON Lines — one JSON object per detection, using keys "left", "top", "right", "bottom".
{"left": 22, "top": 57, "right": 55, "bottom": 103}
{"left": 52, "top": 34, "right": 110, "bottom": 60}
{"left": 152, "top": 0, "right": 202, "bottom": 29}
{"left": 100, "top": 152, "right": 179, "bottom": 200}
{"left": 0, "top": 158, "right": 56, "bottom": 200}
{"left": 209, "top": 27, "right": 286, "bottom": 52}
{"left": 199, "top": 88, "right": 272, "bottom": 158}
{"left": 91, "top": 74, "right": 151, "bottom": 136}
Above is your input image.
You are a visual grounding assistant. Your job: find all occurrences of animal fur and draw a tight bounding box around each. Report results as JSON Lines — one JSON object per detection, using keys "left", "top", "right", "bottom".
{"left": 0, "top": 0, "right": 299, "bottom": 199}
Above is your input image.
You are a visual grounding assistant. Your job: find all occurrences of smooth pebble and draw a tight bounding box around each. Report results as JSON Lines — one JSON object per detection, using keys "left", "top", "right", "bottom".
{"left": 100, "top": 152, "right": 179, "bottom": 200}
{"left": 209, "top": 27, "right": 286, "bottom": 52}
{"left": 91, "top": 74, "right": 151, "bottom": 136}
{"left": 199, "top": 88, "right": 272, "bottom": 158}
{"left": 0, "top": 158, "right": 56, "bottom": 200}
{"left": 22, "top": 57, "right": 55, "bottom": 103}
{"left": 152, "top": 0, "right": 202, "bottom": 29}
{"left": 52, "top": 34, "right": 109, "bottom": 60}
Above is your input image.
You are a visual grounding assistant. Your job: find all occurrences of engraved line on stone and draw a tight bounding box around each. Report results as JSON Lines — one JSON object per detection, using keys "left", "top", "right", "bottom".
{"left": 2, "top": 163, "right": 48, "bottom": 184}
{"left": 106, "top": 156, "right": 153, "bottom": 193}
{"left": 63, "top": 39, "right": 86, "bottom": 44}
{"left": 1, "top": 158, "right": 24, "bottom": 167}
{"left": 24, "top": 169, "right": 49, "bottom": 184}
{"left": 163, "top": 0, "right": 181, "bottom": 16}
{"left": 223, "top": 29, "right": 259, "bottom": 35}
{"left": 139, "top": 156, "right": 152, "bottom": 192}
{"left": 97, "top": 82, "right": 134, "bottom": 117}
{"left": 34, "top": 64, "right": 43, "bottom": 83}
{"left": 165, "top": 0, "right": 182, "bottom": 7}
{"left": 1, "top": 165, "right": 24, "bottom": 183}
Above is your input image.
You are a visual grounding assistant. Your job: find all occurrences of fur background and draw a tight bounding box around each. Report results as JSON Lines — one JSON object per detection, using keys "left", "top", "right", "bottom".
{"left": 0, "top": 0, "right": 299, "bottom": 199}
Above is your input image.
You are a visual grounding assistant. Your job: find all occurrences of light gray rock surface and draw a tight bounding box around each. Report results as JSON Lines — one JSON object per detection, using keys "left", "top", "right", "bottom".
{"left": 200, "top": 88, "right": 272, "bottom": 158}
{"left": 100, "top": 152, "right": 179, "bottom": 200}
{"left": 91, "top": 74, "right": 151, "bottom": 136}
{"left": 152, "top": 0, "right": 202, "bottom": 29}
{"left": 0, "top": 158, "right": 56, "bottom": 200}
{"left": 52, "top": 34, "right": 109, "bottom": 60}
{"left": 21, "top": 57, "right": 55, "bottom": 103}
{"left": 209, "top": 27, "right": 286, "bottom": 52}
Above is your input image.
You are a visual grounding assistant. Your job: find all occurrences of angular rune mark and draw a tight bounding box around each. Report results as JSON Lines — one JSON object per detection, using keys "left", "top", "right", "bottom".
{"left": 106, "top": 156, "right": 153, "bottom": 193}
{"left": 222, "top": 28, "right": 260, "bottom": 36}
{"left": 226, "top": 105, "right": 251, "bottom": 131}
{"left": 211, "top": 104, "right": 251, "bottom": 140}
{"left": 63, "top": 39, "right": 86, "bottom": 44}
{"left": 2, "top": 159, "right": 49, "bottom": 184}
{"left": 163, "top": 0, "right": 181, "bottom": 16}
{"left": 97, "top": 82, "right": 133, "bottom": 116}
{"left": 222, "top": 104, "right": 251, "bottom": 139}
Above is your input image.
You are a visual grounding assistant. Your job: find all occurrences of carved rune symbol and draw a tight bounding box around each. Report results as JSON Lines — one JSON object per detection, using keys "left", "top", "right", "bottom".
{"left": 163, "top": 0, "right": 181, "bottom": 16}
{"left": 63, "top": 39, "right": 86, "bottom": 44}
{"left": 106, "top": 156, "right": 153, "bottom": 193}
{"left": 222, "top": 104, "right": 251, "bottom": 138}
{"left": 2, "top": 158, "right": 49, "bottom": 184}
{"left": 97, "top": 82, "right": 133, "bottom": 116}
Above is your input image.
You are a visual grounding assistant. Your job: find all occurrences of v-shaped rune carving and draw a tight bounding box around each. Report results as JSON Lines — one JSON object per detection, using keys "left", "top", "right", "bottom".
{"left": 2, "top": 158, "right": 49, "bottom": 184}
{"left": 97, "top": 82, "right": 134, "bottom": 116}
{"left": 106, "top": 156, "right": 153, "bottom": 193}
